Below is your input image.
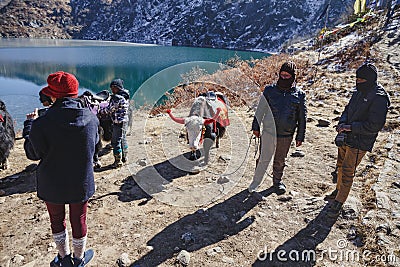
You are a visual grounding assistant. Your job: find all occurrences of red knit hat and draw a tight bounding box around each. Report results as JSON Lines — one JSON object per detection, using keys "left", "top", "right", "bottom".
{"left": 41, "top": 71, "right": 79, "bottom": 99}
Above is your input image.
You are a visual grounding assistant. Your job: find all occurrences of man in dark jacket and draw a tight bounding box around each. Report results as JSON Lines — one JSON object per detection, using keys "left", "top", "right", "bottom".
{"left": 23, "top": 71, "right": 98, "bottom": 267}
{"left": 249, "top": 61, "right": 307, "bottom": 195}
{"left": 326, "top": 63, "right": 390, "bottom": 218}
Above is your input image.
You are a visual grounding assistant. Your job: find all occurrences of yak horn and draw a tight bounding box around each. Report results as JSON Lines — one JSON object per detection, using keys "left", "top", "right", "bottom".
{"left": 166, "top": 109, "right": 185, "bottom": 124}
{"left": 204, "top": 107, "right": 221, "bottom": 125}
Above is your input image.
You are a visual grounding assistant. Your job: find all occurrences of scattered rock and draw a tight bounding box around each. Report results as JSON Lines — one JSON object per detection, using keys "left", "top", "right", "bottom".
{"left": 222, "top": 256, "right": 235, "bottom": 264}
{"left": 137, "top": 159, "right": 148, "bottom": 166}
{"left": 138, "top": 139, "right": 152, "bottom": 145}
{"left": 317, "top": 118, "right": 331, "bottom": 127}
{"left": 11, "top": 254, "right": 24, "bottom": 265}
{"left": 218, "top": 155, "right": 232, "bottom": 162}
{"left": 392, "top": 181, "right": 400, "bottom": 189}
{"left": 277, "top": 195, "right": 293, "bottom": 202}
{"left": 333, "top": 109, "right": 341, "bottom": 115}
{"left": 196, "top": 208, "right": 208, "bottom": 214}
{"left": 291, "top": 150, "right": 305, "bottom": 157}
{"left": 289, "top": 191, "right": 299, "bottom": 197}
{"left": 117, "top": 253, "right": 131, "bottom": 267}
{"left": 217, "top": 176, "right": 230, "bottom": 184}
{"left": 376, "top": 223, "right": 391, "bottom": 235}
{"left": 206, "top": 246, "right": 223, "bottom": 256}
{"left": 181, "top": 232, "right": 195, "bottom": 244}
{"left": 177, "top": 250, "right": 190, "bottom": 266}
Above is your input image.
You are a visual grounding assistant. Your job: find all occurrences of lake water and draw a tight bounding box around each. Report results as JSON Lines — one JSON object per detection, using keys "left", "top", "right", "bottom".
{"left": 0, "top": 39, "right": 267, "bottom": 130}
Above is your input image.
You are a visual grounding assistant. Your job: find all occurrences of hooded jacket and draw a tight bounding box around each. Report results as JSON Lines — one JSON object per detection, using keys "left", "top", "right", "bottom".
{"left": 339, "top": 84, "right": 390, "bottom": 152}
{"left": 252, "top": 84, "right": 307, "bottom": 141}
{"left": 23, "top": 98, "right": 99, "bottom": 204}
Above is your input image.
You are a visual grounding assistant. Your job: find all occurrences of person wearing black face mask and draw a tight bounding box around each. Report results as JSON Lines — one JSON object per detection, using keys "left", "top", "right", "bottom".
{"left": 325, "top": 63, "right": 390, "bottom": 218}
{"left": 249, "top": 61, "right": 307, "bottom": 195}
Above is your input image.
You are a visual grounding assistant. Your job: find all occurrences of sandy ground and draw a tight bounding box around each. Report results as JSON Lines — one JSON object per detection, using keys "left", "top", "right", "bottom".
{"left": 1, "top": 8, "right": 400, "bottom": 267}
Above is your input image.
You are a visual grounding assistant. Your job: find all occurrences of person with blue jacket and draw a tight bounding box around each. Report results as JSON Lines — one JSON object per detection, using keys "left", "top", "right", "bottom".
{"left": 23, "top": 71, "right": 98, "bottom": 267}
{"left": 249, "top": 61, "right": 307, "bottom": 195}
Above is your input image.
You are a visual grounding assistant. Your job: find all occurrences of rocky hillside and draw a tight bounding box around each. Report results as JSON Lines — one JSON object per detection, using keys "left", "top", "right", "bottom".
{"left": 0, "top": 0, "right": 353, "bottom": 51}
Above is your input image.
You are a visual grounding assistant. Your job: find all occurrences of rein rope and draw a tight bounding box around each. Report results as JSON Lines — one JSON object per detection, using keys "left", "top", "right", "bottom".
{"left": 203, "top": 134, "right": 258, "bottom": 177}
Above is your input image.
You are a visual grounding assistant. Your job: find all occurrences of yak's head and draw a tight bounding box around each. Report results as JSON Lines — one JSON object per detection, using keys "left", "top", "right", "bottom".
{"left": 166, "top": 108, "right": 221, "bottom": 151}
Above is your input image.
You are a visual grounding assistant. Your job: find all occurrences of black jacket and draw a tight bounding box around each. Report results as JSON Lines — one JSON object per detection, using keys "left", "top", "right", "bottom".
{"left": 340, "top": 84, "right": 390, "bottom": 152}
{"left": 23, "top": 98, "right": 99, "bottom": 204}
{"left": 252, "top": 85, "right": 307, "bottom": 141}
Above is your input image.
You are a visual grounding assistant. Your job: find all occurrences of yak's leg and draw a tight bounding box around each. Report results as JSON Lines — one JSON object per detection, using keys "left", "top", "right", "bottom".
{"left": 202, "top": 124, "right": 216, "bottom": 165}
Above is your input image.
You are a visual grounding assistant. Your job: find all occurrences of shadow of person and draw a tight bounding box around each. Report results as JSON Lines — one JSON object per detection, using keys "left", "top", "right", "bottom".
{"left": 131, "top": 188, "right": 274, "bottom": 267}
{"left": 0, "top": 166, "right": 37, "bottom": 197}
{"left": 252, "top": 204, "right": 337, "bottom": 267}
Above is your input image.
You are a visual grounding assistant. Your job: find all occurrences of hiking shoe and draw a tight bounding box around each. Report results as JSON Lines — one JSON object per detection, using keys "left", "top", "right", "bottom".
{"left": 274, "top": 182, "right": 286, "bottom": 195}
{"left": 324, "top": 189, "right": 338, "bottom": 201}
{"left": 73, "top": 249, "right": 94, "bottom": 267}
{"left": 50, "top": 254, "right": 73, "bottom": 267}
{"left": 111, "top": 153, "right": 123, "bottom": 168}
{"left": 325, "top": 200, "right": 343, "bottom": 218}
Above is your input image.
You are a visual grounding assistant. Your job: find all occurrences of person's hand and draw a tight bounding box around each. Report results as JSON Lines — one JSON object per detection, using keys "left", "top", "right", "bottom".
{"left": 26, "top": 108, "right": 38, "bottom": 120}
{"left": 296, "top": 140, "right": 302, "bottom": 147}
{"left": 337, "top": 124, "right": 351, "bottom": 133}
{"left": 253, "top": 130, "right": 260, "bottom": 138}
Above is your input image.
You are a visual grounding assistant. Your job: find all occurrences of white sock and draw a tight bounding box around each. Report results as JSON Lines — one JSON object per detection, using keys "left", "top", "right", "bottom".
{"left": 53, "top": 229, "right": 70, "bottom": 258}
{"left": 73, "top": 236, "right": 87, "bottom": 260}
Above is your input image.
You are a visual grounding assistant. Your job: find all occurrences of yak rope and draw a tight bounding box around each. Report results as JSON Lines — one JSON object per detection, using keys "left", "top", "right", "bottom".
{"left": 203, "top": 133, "right": 257, "bottom": 177}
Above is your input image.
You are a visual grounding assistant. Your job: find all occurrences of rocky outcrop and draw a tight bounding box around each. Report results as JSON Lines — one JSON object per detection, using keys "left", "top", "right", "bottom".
{"left": 0, "top": 0, "right": 353, "bottom": 51}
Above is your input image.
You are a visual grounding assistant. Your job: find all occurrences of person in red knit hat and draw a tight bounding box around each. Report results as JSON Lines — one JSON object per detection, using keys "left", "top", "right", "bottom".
{"left": 23, "top": 71, "right": 97, "bottom": 267}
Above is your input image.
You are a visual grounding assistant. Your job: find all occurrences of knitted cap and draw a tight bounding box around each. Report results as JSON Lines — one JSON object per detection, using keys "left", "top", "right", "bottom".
{"left": 110, "top": 79, "right": 124, "bottom": 90}
{"left": 356, "top": 63, "right": 377, "bottom": 82}
{"left": 279, "top": 61, "right": 297, "bottom": 78}
{"left": 41, "top": 71, "right": 79, "bottom": 99}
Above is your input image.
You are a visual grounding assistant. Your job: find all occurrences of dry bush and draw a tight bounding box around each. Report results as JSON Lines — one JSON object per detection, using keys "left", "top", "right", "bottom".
{"left": 150, "top": 53, "right": 313, "bottom": 115}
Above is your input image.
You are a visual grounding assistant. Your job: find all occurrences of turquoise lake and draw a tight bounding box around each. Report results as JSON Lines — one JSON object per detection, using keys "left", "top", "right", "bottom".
{"left": 0, "top": 39, "right": 267, "bottom": 129}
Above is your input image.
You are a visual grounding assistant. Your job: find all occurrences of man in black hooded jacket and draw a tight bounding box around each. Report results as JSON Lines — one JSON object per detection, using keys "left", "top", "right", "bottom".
{"left": 249, "top": 61, "right": 307, "bottom": 195}
{"left": 325, "top": 63, "right": 390, "bottom": 218}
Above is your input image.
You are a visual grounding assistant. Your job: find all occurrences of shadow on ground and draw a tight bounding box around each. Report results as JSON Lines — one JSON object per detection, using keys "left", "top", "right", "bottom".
{"left": 131, "top": 188, "right": 275, "bottom": 266}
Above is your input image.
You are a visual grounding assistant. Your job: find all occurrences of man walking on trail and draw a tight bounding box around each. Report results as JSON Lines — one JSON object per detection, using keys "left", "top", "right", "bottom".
{"left": 249, "top": 61, "right": 307, "bottom": 195}
{"left": 325, "top": 62, "right": 390, "bottom": 218}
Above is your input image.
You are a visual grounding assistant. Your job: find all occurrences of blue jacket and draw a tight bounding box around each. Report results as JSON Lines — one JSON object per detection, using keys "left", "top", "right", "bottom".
{"left": 23, "top": 98, "right": 99, "bottom": 204}
{"left": 252, "top": 85, "right": 307, "bottom": 141}
{"left": 339, "top": 84, "right": 390, "bottom": 152}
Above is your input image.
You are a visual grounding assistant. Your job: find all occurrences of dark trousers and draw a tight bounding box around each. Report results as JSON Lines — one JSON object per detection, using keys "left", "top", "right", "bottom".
{"left": 249, "top": 134, "right": 292, "bottom": 192}
{"left": 111, "top": 122, "right": 128, "bottom": 155}
{"left": 45, "top": 201, "right": 88, "bottom": 238}
{"left": 272, "top": 136, "right": 293, "bottom": 184}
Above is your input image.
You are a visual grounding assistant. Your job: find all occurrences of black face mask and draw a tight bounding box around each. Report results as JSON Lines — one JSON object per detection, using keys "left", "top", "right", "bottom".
{"left": 277, "top": 77, "right": 295, "bottom": 90}
{"left": 356, "top": 80, "right": 376, "bottom": 93}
